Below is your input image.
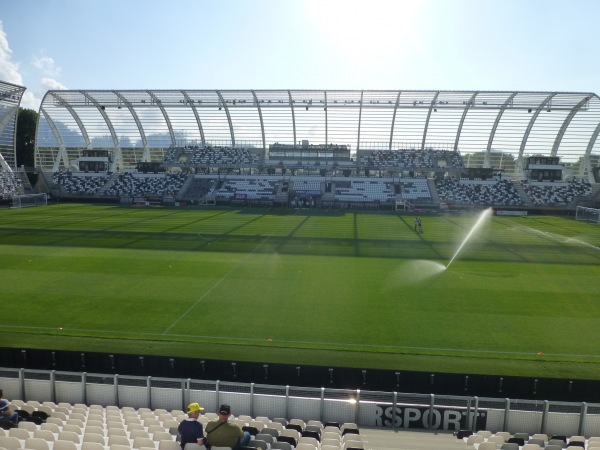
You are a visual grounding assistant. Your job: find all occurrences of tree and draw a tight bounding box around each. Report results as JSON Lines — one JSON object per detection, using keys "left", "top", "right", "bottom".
{"left": 16, "top": 108, "right": 38, "bottom": 168}
{"left": 570, "top": 154, "right": 600, "bottom": 175}
{"left": 461, "top": 151, "right": 517, "bottom": 171}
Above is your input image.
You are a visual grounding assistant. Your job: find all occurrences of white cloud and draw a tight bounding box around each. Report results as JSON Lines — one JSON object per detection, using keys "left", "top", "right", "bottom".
{"left": 32, "top": 55, "right": 62, "bottom": 77}
{"left": 0, "top": 21, "right": 24, "bottom": 85}
{"left": 42, "top": 77, "right": 67, "bottom": 91}
{"left": 20, "top": 91, "right": 41, "bottom": 111}
{"left": 0, "top": 22, "right": 68, "bottom": 111}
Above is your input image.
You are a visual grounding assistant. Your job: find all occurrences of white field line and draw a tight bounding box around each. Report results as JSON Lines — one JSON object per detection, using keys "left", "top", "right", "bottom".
{"left": 4, "top": 324, "right": 600, "bottom": 359}
{"left": 520, "top": 224, "right": 600, "bottom": 252}
{"left": 162, "top": 211, "right": 299, "bottom": 334}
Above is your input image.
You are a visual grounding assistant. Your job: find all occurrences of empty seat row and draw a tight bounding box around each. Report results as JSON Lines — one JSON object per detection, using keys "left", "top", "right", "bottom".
{"left": 6, "top": 400, "right": 362, "bottom": 450}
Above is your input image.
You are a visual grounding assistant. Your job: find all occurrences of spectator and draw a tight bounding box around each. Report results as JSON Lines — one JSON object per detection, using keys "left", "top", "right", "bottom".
{"left": 0, "top": 389, "right": 19, "bottom": 426}
{"left": 178, "top": 402, "right": 205, "bottom": 449}
{"left": 205, "top": 404, "right": 251, "bottom": 450}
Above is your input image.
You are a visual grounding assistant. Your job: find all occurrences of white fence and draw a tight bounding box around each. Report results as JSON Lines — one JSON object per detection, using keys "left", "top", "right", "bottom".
{"left": 2, "top": 367, "right": 599, "bottom": 437}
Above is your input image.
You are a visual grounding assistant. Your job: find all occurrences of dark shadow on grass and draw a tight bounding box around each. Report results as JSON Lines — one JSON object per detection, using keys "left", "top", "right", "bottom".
{"left": 2, "top": 225, "right": 599, "bottom": 265}
{"left": 2, "top": 208, "right": 600, "bottom": 265}
{"left": 153, "top": 209, "right": 232, "bottom": 233}
{"left": 274, "top": 214, "right": 311, "bottom": 253}
{"left": 235, "top": 207, "right": 346, "bottom": 217}
{"left": 397, "top": 215, "right": 446, "bottom": 260}
{"left": 353, "top": 213, "right": 359, "bottom": 256}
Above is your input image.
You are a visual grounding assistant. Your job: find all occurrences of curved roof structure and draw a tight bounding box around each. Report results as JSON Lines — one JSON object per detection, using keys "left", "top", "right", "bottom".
{"left": 36, "top": 89, "right": 600, "bottom": 177}
{"left": 0, "top": 80, "right": 26, "bottom": 171}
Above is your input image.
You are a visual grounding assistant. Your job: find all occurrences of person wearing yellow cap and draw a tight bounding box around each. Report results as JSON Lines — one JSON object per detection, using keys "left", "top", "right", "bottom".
{"left": 178, "top": 402, "right": 205, "bottom": 449}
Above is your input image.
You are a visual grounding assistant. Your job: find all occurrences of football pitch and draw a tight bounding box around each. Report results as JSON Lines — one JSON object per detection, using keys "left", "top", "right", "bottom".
{"left": 1, "top": 204, "right": 600, "bottom": 380}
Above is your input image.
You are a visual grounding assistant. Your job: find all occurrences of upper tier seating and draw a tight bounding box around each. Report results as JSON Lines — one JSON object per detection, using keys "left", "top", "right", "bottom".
{"left": 187, "top": 146, "right": 260, "bottom": 166}
{"left": 435, "top": 178, "right": 523, "bottom": 206}
{"left": 521, "top": 179, "right": 592, "bottom": 206}
{"left": 359, "top": 150, "right": 433, "bottom": 169}
{"left": 162, "top": 148, "right": 181, "bottom": 164}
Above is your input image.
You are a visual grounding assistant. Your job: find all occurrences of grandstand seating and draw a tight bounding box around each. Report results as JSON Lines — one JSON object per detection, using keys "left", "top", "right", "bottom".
{"left": 290, "top": 178, "right": 323, "bottom": 195}
{"left": 104, "top": 173, "right": 187, "bottom": 197}
{"left": 359, "top": 149, "right": 433, "bottom": 169}
{"left": 399, "top": 179, "right": 431, "bottom": 201}
{"left": 182, "top": 178, "right": 216, "bottom": 201}
{"left": 173, "top": 146, "right": 261, "bottom": 167}
{"left": 333, "top": 180, "right": 396, "bottom": 203}
{"left": 435, "top": 177, "right": 524, "bottom": 206}
{"left": 0, "top": 171, "right": 23, "bottom": 199}
{"left": 8, "top": 398, "right": 600, "bottom": 450}
{"left": 42, "top": 142, "right": 597, "bottom": 212}
{"left": 2, "top": 401, "right": 368, "bottom": 450}
{"left": 53, "top": 172, "right": 111, "bottom": 195}
{"left": 212, "top": 178, "right": 278, "bottom": 202}
{"left": 521, "top": 178, "right": 593, "bottom": 207}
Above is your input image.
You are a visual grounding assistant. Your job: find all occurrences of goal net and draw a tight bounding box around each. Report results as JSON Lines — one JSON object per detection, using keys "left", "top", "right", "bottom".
{"left": 575, "top": 206, "right": 600, "bottom": 224}
{"left": 11, "top": 193, "right": 48, "bottom": 208}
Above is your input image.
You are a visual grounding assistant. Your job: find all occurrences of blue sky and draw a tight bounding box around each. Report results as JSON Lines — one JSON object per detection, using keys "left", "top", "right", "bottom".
{"left": 1, "top": 0, "right": 598, "bottom": 111}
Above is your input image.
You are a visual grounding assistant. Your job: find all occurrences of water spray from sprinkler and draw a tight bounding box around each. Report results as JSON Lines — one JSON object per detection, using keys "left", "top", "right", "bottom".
{"left": 446, "top": 208, "right": 492, "bottom": 269}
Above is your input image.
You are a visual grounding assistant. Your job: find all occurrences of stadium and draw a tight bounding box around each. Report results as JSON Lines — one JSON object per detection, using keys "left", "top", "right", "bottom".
{"left": 2, "top": 82, "right": 600, "bottom": 447}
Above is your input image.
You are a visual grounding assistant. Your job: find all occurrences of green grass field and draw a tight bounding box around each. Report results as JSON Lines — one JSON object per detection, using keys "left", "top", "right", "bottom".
{"left": 1, "top": 204, "right": 600, "bottom": 380}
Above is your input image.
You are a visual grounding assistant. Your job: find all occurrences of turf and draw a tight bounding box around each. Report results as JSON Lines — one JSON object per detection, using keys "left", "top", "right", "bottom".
{"left": 1, "top": 204, "right": 600, "bottom": 379}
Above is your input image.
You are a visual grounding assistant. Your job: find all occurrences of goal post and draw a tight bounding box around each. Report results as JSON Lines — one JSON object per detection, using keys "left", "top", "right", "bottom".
{"left": 11, "top": 193, "right": 48, "bottom": 208}
{"left": 575, "top": 206, "right": 600, "bottom": 224}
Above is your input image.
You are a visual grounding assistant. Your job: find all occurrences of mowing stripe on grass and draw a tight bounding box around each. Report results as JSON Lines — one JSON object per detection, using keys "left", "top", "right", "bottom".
{"left": 162, "top": 210, "right": 300, "bottom": 334}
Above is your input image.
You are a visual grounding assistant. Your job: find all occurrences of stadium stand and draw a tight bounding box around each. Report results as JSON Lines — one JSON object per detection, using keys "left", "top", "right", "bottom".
{"left": 359, "top": 149, "right": 433, "bottom": 169}
{"left": 399, "top": 178, "right": 432, "bottom": 201}
{"left": 53, "top": 171, "right": 112, "bottom": 195}
{"left": 0, "top": 81, "right": 26, "bottom": 199}
{"left": 180, "top": 178, "right": 216, "bottom": 202}
{"left": 521, "top": 178, "right": 593, "bottom": 207}
{"left": 435, "top": 177, "right": 524, "bottom": 206}
{"left": 38, "top": 148, "right": 599, "bottom": 212}
{"left": 0, "top": 171, "right": 23, "bottom": 199}
{"left": 187, "top": 146, "right": 260, "bottom": 167}
{"left": 333, "top": 180, "right": 396, "bottom": 204}
{"left": 290, "top": 178, "right": 323, "bottom": 195}
{"left": 0, "top": 401, "right": 371, "bottom": 449}
{"left": 104, "top": 172, "right": 187, "bottom": 197}
{"left": 31, "top": 89, "right": 599, "bottom": 213}
{"left": 211, "top": 178, "right": 278, "bottom": 203}
{"left": 31, "top": 135, "right": 597, "bottom": 213}
{"left": 7, "top": 396, "right": 600, "bottom": 450}
{"left": 11, "top": 397, "right": 600, "bottom": 450}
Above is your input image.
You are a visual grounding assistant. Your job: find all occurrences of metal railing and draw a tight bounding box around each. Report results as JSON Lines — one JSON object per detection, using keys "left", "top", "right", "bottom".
{"left": 2, "top": 367, "right": 599, "bottom": 437}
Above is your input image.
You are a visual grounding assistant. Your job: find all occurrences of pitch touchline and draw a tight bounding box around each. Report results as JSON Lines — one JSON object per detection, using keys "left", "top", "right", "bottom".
{"left": 162, "top": 211, "right": 300, "bottom": 334}
{"left": 5, "top": 324, "right": 600, "bottom": 359}
{"left": 520, "top": 225, "right": 600, "bottom": 252}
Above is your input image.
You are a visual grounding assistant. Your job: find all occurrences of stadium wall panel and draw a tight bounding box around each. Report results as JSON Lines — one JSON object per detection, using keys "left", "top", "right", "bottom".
{"left": 2, "top": 347, "right": 600, "bottom": 403}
